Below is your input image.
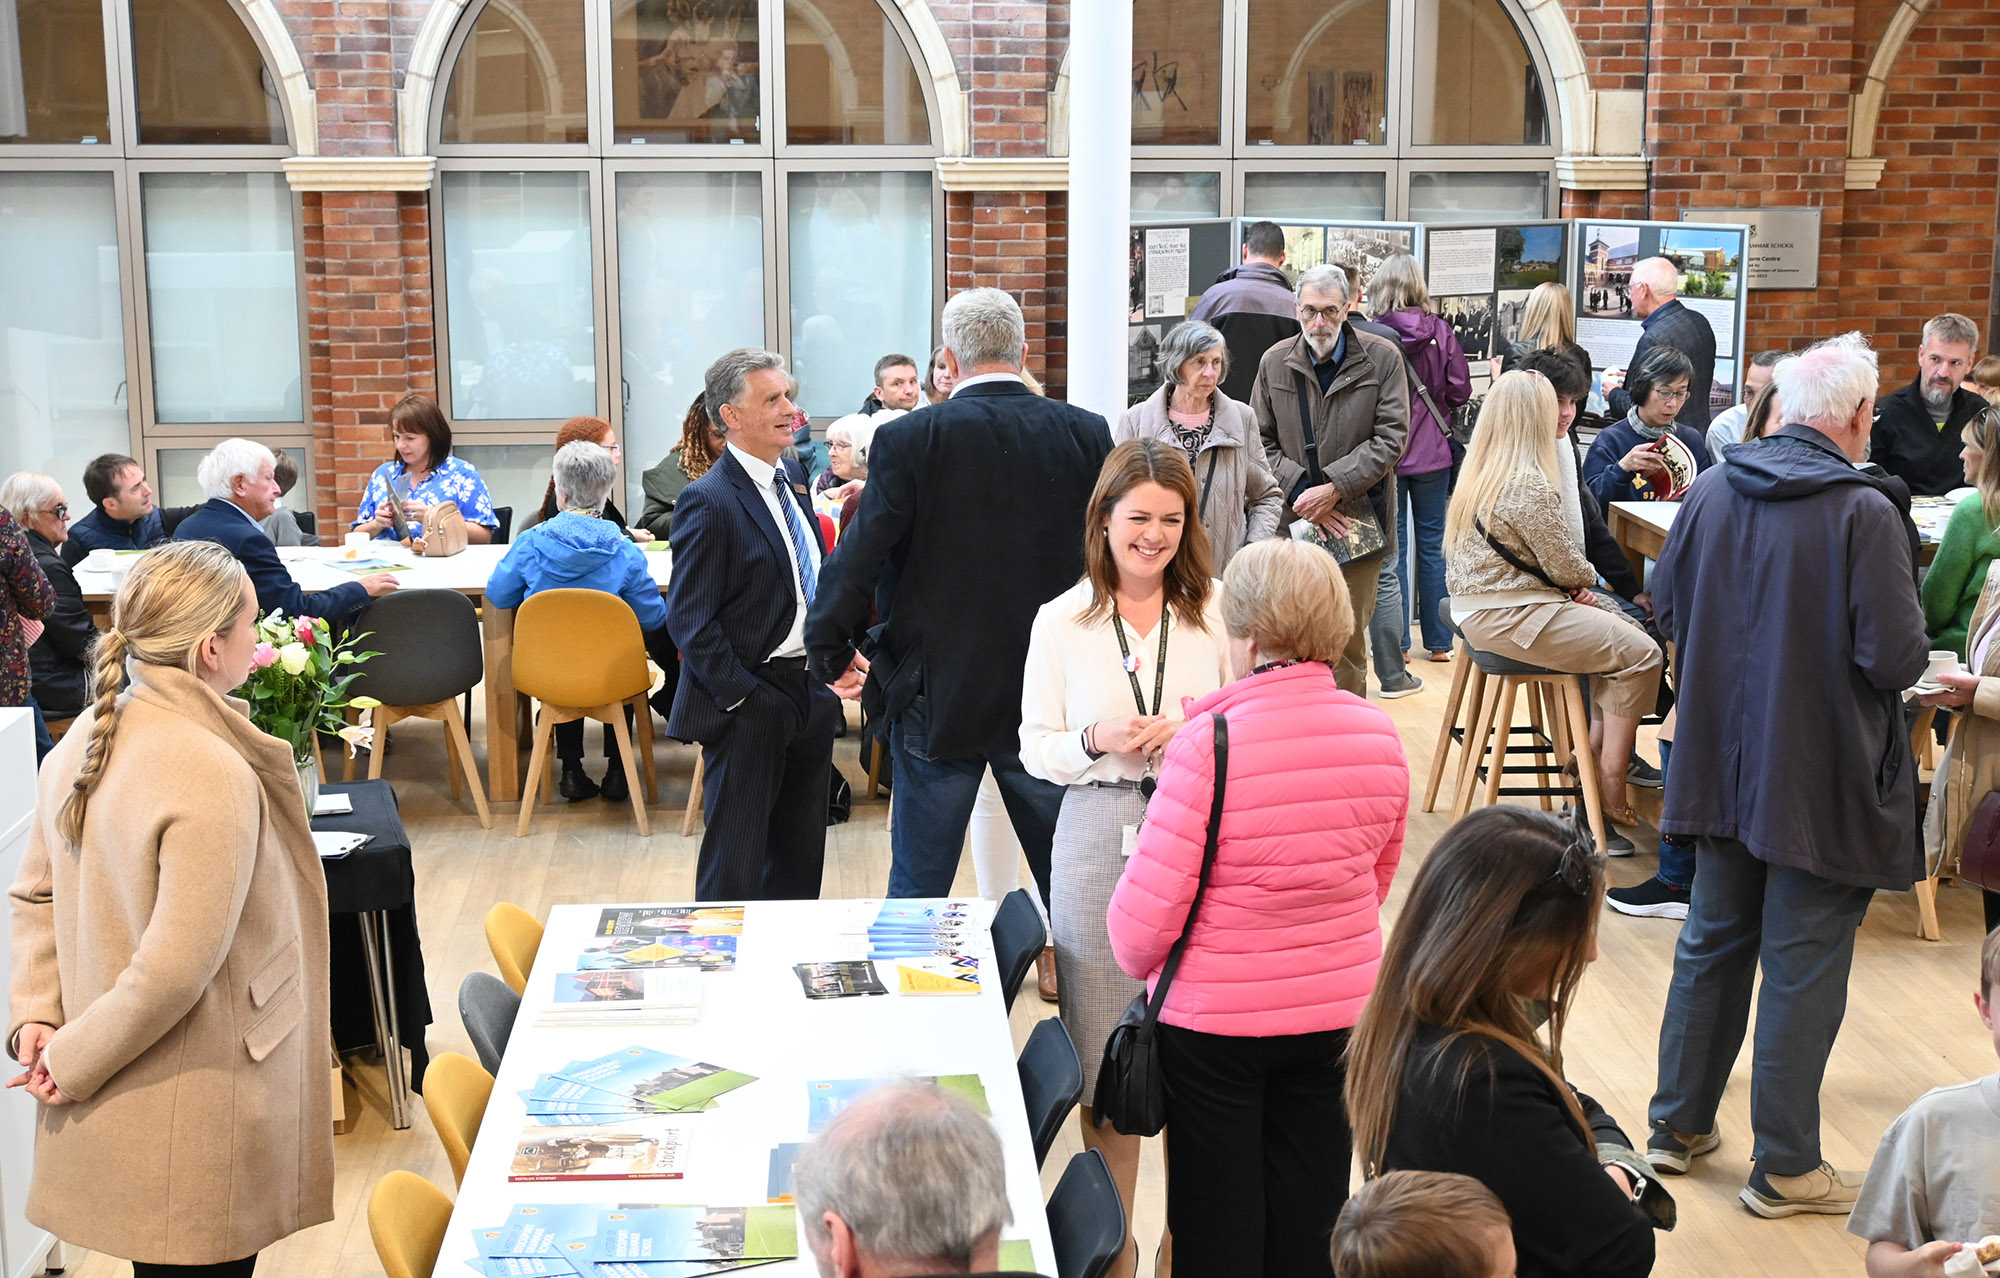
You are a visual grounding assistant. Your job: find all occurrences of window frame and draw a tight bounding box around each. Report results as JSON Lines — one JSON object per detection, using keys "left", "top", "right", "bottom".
{"left": 1396, "top": 159, "right": 1559, "bottom": 224}
{"left": 1127, "top": 0, "right": 1233, "bottom": 158}
{"left": 121, "top": 0, "right": 300, "bottom": 158}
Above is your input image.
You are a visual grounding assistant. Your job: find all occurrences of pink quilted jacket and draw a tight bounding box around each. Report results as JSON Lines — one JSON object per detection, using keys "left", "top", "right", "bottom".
{"left": 1106, "top": 661, "right": 1408, "bottom": 1036}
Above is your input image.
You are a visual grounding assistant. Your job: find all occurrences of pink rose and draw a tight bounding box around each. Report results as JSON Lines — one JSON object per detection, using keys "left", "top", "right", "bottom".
{"left": 294, "top": 617, "right": 316, "bottom": 644}
{"left": 252, "top": 642, "right": 279, "bottom": 669}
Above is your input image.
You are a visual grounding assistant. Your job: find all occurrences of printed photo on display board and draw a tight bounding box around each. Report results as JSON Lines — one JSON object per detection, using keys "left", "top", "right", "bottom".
{"left": 1421, "top": 223, "right": 1568, "bottom": 394}
{"left": 1573, "top": 220, "right": 1749, "bottom": 411}
{"left": 1440, "top": 295, "right": 1495, "bottom": 362}
{"left": 1710, "top": 358, "right": 1738, "bottom": 415}
{"left": 1499, "top": 225, "right": 1564, "bottom": 287}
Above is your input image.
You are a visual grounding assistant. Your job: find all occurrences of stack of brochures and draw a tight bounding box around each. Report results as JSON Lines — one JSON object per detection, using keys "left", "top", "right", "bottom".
{"left": 805, "top": 1074, "right": 989, "bottom": 1133}
{"left": 541, "top": 970, "right": 702, "bottom": 1027}
{"left": 863, "top": 900, "right": 984, "bottom": 995}
{"left": 519, "top": 1046, "right": 758, "bottom": 1128}
{"left": 466, "top": 1203, "right": 797, "bottom": 1277}
{"left": 575, "top": 906, "right": 745, "bottom": 974}
{"left": 509, "top": 1115, "right": 690, "bottom": 1183}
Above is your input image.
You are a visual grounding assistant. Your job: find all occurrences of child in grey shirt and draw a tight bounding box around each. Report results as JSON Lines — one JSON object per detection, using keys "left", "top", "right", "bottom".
{"left": 1850, "top": 925, "right": 2000, "bottom": 1276}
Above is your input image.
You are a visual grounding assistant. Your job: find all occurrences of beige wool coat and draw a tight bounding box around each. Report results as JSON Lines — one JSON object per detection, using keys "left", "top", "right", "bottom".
{"left": 1926, "top": 565, "right": 2000, "bottom": 879}
{"left": 6, "top": 662, "right": 333, "bottom": 1265}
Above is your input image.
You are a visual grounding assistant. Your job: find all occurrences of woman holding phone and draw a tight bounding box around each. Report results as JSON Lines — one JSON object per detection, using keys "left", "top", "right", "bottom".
{"left": 351, "top": 395, "right": 498, "bottom": 543}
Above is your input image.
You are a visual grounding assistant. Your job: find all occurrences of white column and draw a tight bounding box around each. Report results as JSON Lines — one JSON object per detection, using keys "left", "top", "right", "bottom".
{"left": 1063, "top": 0, "right": 1132, "bottom": 420}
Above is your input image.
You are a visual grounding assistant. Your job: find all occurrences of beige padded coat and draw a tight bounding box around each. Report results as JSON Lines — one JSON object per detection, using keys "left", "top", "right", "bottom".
{"left": 6, "top": 661, "right": 333, "bottom": 1266}
{"left": 1926, "top": 565, "right": 2000, "bottom": 879}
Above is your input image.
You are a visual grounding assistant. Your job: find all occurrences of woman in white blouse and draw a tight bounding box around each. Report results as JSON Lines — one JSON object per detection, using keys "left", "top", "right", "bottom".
{"left": 1021, "top": 438, "right": 1230, "bottom": 1278}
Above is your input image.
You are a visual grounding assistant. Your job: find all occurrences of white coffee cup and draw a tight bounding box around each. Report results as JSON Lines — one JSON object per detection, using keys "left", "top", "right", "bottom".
{"left": 1926, "top": 650, "right": 1963, "bottom": 683}
{"left": 345, "top": 530, "right": 370, "bottom": 549}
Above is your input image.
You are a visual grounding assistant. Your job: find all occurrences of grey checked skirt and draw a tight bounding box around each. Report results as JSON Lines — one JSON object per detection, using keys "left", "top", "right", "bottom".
{"left": 1050, "top": 781, "right": 1147, "bottom": 1098}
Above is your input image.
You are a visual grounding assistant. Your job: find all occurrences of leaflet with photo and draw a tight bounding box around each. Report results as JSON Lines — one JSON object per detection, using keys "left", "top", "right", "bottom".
{"left": 806, "top": 1075, "right": 989, "bottom": 1133}
{"left": 508, "top": 1117, "right": 691, "bottom": 1183}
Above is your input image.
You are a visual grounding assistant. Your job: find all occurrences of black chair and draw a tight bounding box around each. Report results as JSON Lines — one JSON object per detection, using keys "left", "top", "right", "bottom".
{"left": 1017, "top": 1016, "right": 1083, "bottom": 1169}
{"left": 491, "top": 505, "right": 513, "bottom": 544}
{"left": 295, "top": 510, "right": 317, "bottom": 537}
{"left": 458, "top": 971, "right": 519, "bottom": 1074}
{"left": 1047, "top": 1148, "right": 1126, "bottom": 1278}
{"left": 344, "top": 589, "right": 492, "bottom": 826}
{"left": 990, "top": 888, "right": 1046, "bottom": 1012}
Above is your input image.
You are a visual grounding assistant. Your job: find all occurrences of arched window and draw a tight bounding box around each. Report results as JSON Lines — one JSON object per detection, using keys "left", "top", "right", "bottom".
{"left": 1127, "top": 0, "right": 1557, "bottom": 225}
{"left": 428, "top": 0, "right": 943, "bottom": 518}
{"left": 0, "top": 0, "right": 309, "bottom": 506}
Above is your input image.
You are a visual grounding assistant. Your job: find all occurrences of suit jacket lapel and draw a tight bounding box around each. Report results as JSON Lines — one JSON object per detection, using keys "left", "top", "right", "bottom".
{"left": 719, "top": 450, "right": 792, "bottom": 566}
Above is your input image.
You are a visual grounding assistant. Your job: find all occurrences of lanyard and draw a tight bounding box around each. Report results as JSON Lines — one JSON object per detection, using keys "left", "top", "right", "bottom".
{"left": 1111, "top": 599, "right": 1171, "bottom": 718}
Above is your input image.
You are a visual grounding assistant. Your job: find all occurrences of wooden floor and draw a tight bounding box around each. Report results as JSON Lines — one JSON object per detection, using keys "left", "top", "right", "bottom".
{"left": 52, "top": 655, "right": 1992, "bottom": 1277}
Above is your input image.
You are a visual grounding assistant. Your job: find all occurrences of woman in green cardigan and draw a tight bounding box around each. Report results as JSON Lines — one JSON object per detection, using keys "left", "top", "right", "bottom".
{"left": 1923, "top": 406, "right": 2000, "bottom": 659}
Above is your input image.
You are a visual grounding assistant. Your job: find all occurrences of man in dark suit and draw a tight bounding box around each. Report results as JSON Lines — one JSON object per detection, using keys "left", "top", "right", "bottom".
{"left": 806, "top": 287, "right": 1113, "bottom": 904}
{"left": 172, "top": 439, "right": 395, "bottom": 627}
{"left": 666, "top": 348, "right": 864, "bottom": 902}
{"left": 1605, "top": 256, "right": 1718, "bottom": 432}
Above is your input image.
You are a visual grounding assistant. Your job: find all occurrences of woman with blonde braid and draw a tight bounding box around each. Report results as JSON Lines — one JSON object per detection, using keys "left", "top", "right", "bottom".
{"left": 6, "top": 541, "right": 332, "bottom": 1277}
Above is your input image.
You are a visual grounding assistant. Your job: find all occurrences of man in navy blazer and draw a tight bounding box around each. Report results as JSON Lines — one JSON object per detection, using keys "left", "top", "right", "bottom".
{"left": 173, "top": 439, "right": 396, "bottom": 628}
{"left": 806, "top": 288, "right": 1113, "bottom": 904}
{"left": 667, "top": 349, "right": 865, "bottom": 902}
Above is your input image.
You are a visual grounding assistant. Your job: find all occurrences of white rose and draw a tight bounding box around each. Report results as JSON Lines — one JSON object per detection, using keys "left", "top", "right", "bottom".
{"left": 278, "top": 643, "right": 311, "bottom": 676}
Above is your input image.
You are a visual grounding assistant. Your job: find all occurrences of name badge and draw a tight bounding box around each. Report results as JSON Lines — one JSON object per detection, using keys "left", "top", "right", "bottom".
{"left": 1120, "top": 824, "right": 1139, "bottom": 858}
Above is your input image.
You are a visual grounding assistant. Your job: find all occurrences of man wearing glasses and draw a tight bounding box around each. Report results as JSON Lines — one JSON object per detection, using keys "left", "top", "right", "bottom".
{"left": 1603, "top": 255, "right": 1720, "bottom": 432}
{"left": 1249, "top": 262, "right": 1410, "bottom": 698}
{"left": 1583, "top": 345, "right": 1712, "bottom": 508}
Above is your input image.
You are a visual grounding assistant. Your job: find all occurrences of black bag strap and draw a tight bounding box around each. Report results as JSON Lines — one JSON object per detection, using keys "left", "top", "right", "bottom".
{"left": 1136, "top": 713, "right": 1229, "bottom": 1033}
{"left": 1291, "top": 371, "right": 1329, "bottom": 488}
{"left": 1474, "top": 514, "right": 1564, "bottom": 593}
{"left": 1196, "top": 449, "right": 1220, "bottom": 521}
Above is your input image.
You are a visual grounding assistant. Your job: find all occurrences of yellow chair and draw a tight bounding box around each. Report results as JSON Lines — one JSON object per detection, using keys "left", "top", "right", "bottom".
{"left": 485, "top": 901, "right": 543, "bottom": 996}
{"left": 368, "top": 1170, "right": 452, "bottom": 1278}
{"left": 423, "top": 1051, "right": 494, "bottom": 1187}
{"left": 513, "top": 589, "right": 660, "bottom": 837}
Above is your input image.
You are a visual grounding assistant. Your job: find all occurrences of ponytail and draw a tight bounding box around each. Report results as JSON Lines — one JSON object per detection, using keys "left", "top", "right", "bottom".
{"left": 58, "top": 629, "right": 129, "bottom": 847}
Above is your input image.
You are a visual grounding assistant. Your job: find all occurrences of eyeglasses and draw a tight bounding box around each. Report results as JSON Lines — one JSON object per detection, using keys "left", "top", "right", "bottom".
{"left": 1654, "top": 386, "right": 1692, "bottom": 403}
{"left": 1297, "top": 304, "right": 1345, "bottom": 323}
{"left": 46, "top": 504, "right": 67, "bottom": 521}
{"left": 828, "top": 440, "right": 851, "bottom": 451}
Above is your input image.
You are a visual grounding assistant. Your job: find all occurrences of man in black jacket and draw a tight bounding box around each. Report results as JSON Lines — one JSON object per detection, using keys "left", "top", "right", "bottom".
{"left": 1605, "top": 257, "right": 1718, "bottom": 432}
{"left": 1189, "top": 220, "right": 1300, "bottom": 404}
{"left": 1867, "top": 312, "right": 1987, "bottom": 496}
{"left": 806, "top": 288, "right": 1112, "bottom": 903}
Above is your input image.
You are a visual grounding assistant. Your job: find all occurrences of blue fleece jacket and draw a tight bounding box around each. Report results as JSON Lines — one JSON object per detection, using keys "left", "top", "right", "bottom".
{"left": 485, "top": 510, "right": 667, "bottom": 632}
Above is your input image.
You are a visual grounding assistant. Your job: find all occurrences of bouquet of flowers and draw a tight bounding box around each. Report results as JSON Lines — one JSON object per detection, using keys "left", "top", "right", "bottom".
{"left": 237, "top": 611, "right": 380, "bottom": 767}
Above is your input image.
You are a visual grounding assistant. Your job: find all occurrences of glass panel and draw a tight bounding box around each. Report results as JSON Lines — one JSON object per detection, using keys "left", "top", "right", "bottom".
{"left": 1131, "top": 0, "right": 1221, "bottom": 147}
{"left": 1414, "top": 0, "right": 1548, "bottom": 145}
{"left": 142, "top": 172, "right": 302, "bottom": 423}
{"left": 1244, "top": 0, "right": 1388, "bottom": 147}
{"left": 439, "top": 0, "right": 589, "bottom": 145}
{"left": 129, "top": 0, "right": 287, "bottom": 145}
{"left": 783, "top": 0, "right": 929, "bottom": 146}
{"left": 453, "top": 442, "right": 555, "bottom": 526}
{"left": 0, "top": 0, "right": 111, "bottom": 144}
{"left": 787, "top": 170, "right": 930, "bottom": 417}
{"left": 1408, "top": 171, "right": 1550, "bottom": 222}
{"left": 157, "top": 445, "right": 307, "bottom": 510}
{"left": 0, "top": 173, "right": 128, "bottom": 492}
{"left": 1132, "top": 172, "right": 1221, "bottom": 222}
{"left": 1242, "top": 171, "right": 1386, "bottom": 221}
{"left": 611, "top": 0, "right": 760, "bottom": 145}
{"left": 441, "top": 170, "right": 597, "bottom": 421}
{"left": 616, "top": 171, "right": 763, "bottom": 512}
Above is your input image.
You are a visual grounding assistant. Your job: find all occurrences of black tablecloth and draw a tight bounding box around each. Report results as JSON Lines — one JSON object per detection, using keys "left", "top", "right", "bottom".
{"left": 315, "top": 780, "right": 432, "bottom": 1091}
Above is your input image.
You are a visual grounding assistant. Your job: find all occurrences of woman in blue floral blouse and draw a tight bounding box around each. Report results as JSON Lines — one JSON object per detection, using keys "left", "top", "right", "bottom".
{"left": 351, "top": 395, "right": 499, "bottom": 542}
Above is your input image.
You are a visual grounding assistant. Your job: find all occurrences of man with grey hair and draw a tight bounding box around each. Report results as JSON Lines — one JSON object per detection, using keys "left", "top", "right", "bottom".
{"left": 807, "top": 287, "right": 1112, "bottom": 907}
{"left": 667, "top": 348, "right": 857, "bottom": 899}
{"left": 1868, "top": 312, "right": 1988, "bottom": 495}
{"left": 1249, "top": 262, "right": 1409, "bottom": 697}
{"left": 1604, "top": 256, "right": 1718, "bottom": 431}
{"left": 1645, "top": 332, "right": 1928, "bottom": 1218}
{"left": 794, "top": 1083, "right": 1044, "bottom": 1278}
{"left": 172, "top": 437, "right": 393, "bottom": 626}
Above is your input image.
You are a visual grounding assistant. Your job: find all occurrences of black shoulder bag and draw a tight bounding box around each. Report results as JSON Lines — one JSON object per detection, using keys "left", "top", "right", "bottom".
{"left": 1092, "top": 713, "right": 1229, "bottom": 1137}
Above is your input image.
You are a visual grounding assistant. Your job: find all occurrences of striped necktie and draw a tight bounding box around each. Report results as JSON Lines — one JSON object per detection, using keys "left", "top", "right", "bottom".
{"left": 772, "top": 471, "right": 816, "bottom": 605}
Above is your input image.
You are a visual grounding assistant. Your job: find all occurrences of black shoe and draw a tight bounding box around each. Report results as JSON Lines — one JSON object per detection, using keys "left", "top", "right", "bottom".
{"left": 599, "top": 766, "right": 630, "bottom": 803}
{"left": 1627, "top": 752, "right": 1663, "bottom": 788}
{"left": 1608, "top": 875, "right": 1690, "bottom": 919}
{"left": 558, "top": 765, "right": 599, "bottom": 802}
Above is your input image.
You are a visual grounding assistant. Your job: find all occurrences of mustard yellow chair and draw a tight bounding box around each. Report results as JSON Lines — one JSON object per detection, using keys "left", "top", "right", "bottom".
{"left": 368, "top": 1170, "right": 452, "bottom": 1278}
{"left": 485, "top": 901, "right": 543, "bottom": 996}
{"left": 424, "top": 1051, "right": 494, "bottom": 1187}
{"left": 513, "top": 589, "right": 659, "bottom": 837}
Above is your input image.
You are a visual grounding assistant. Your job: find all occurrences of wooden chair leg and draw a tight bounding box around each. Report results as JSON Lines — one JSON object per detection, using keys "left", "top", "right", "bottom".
{"left": 1560, "top": 677, "right": 1608, "bottom": 853}
{"left": 367, "top": 714, "right": 390, "bottom": 780}
{"left": 865, "top": 739, "right": 885, "bottom": 802}
{"left": 342, "top": 706, "right": 358, "bottom": 783}
{"left": 1421, "top": 643, "right": 1474, "bottom": 813}
{"left": 1482, "top": 678, "right": 1522, "bottom": 808}
{"left": 442, "top": 705, "right": 494, "bottom": 830}
{"left": 1915, "top": 875, "right": 1942, "bottom": 941}
{"left": 682, "top": 750, "right": 705, "bottom": 838}
{"left": 516, "top": 712, "right": 556, "bottom": 838}
{"left": 606, "top": 710, "right": 650, "bottom": 837}
{"left": 444, "top": 722, "right": 463, "bottom": 801}
{"left": 1525, "top": 681, "right": 1553, "bottom": 811}
{"left": 632, "top": 695, "right": 659, "bottom": 804}
{"left": 1453, "top": 669, "right": 1499, "bottom": 819}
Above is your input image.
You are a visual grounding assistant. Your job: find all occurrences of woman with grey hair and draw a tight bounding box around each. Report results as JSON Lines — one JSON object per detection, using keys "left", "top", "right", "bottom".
{"left": 0, "top": 473, "right": 92, "bottom": 717}
{"left": 1114, "top": 319, "right": 1283, "bottom": 568}
{"left": 487, "top": 441, "right": 670, "bottom": 802}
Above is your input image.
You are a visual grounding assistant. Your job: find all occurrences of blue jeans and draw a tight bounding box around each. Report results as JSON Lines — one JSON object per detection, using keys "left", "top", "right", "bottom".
{"left": 1369, "top": 542, "right": 1413, "bottom": 683}
{"left": 1655, "top": 739, "right": 1693, "bottom": 889}
{"left": 1398, "top": 468, "right": 1452, "bottom": 654}
{"left": 888, "top": 713, "right": 1062, "bottom": 906}
{"left": 1649, "top": 836, "right": 1874, "bottom": 1176}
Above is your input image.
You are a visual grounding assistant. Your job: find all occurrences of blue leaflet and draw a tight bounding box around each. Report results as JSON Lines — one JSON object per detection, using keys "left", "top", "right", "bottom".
{"left": 473, "top": 1204, "right": 599, "bottom": 1259}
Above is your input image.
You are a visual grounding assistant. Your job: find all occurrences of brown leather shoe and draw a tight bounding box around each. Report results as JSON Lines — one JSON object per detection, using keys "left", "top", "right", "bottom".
{"left": 1036, "top": 945, "right": 1059, "bottom": 1003}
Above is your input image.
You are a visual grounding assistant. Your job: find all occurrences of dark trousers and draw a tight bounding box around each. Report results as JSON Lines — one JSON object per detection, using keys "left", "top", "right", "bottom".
{"left": 134, "top": 1259, "right": 257, "bottom": 1277}
{"left": 1649, "top": 836, "right": 1874, "bottom": 1176}
{"left": 695, "top": 666, "right": 838, "bottom": 901}
{"left": 887, "top": 714, "right": 1062, "bottom": 906}
{"left": 1156, "top": 1022, "right": 1351, "bottom": 1278}
{"left": 1984, "top": 889, "right": 2000, "bottom": 933}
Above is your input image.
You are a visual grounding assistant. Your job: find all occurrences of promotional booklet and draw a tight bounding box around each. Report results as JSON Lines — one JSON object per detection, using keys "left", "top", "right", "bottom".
{"left": 791, "top": 960, "right": 887, "bottom": 999}
{"left": 466, "top": 1202, "right": 793, "bottom": 1278}
{"left": 508, "top": 1117, "right": 691, "bottom": 1183}
{"left": 892, "top": 955, "right": 981, "bottom": 995}
{"left": 806, "top": 1074, "right": 989, "bottom": 1133}
{"left": 520, "top": 1047, "right": 757, "bottom": 1122}
{"left": 544, "top": 971, "right": 702, "bottom": 1026}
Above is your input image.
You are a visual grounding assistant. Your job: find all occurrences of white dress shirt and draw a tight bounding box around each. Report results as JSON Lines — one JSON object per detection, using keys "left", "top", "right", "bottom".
{"left": 951, "top": 371, "right": 1025, "bottom": 395}
{"left": 727, "top": 443, "right": 820, "bottom": 661}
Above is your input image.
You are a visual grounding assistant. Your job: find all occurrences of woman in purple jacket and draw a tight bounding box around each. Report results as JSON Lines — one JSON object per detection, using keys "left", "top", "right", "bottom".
{"left": 1367, "top": 253, "right": 1472, "bottom": 663}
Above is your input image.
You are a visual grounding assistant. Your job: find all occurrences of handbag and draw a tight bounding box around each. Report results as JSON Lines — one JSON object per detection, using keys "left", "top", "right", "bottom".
{"left": 1959, "top": 790, "right": 2000, "bottom": 892}
{"left": 1092, "top": 713, "right": 1229, "bottom": 1137}
{"left": 1289, "top": 371, "right": 1387, "bottom": 565}
{"left": 419, "top": 500, "right": 470, "bottom": 557}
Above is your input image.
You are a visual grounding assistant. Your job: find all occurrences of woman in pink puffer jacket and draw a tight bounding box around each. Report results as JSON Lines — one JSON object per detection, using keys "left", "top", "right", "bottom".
{"left": 1107, "top": 538, "right": 1408, "bottom": 1278}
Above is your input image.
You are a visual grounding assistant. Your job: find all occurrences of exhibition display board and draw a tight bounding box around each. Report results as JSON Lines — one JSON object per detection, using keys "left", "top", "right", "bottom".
{"left": 1418, "top": 220, "right": 1571, "bottom": 397}
{"left": 1572, "top": 219, "right": 1752, "bottom": 417}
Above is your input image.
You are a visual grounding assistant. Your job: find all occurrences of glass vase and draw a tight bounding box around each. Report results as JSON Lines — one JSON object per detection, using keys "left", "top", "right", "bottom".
{"left": 296, "top": 752, "right": 319, "bottom": 817}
